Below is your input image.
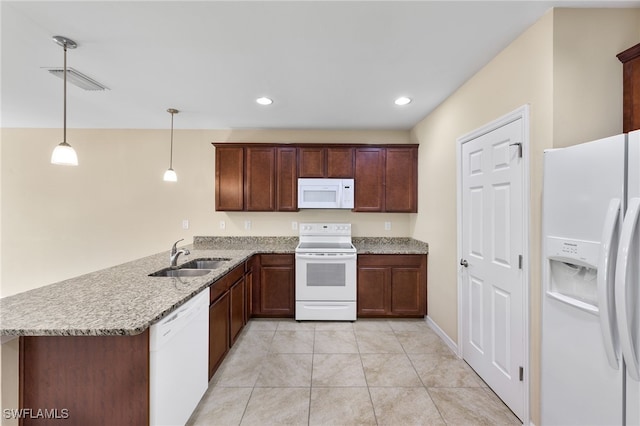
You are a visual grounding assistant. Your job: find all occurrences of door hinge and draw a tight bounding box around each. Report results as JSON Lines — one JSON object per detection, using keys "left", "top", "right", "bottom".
{"left": 518, "top": 254, "right": 523, "bottom": 269}
{"left": 519, "top": 366, "right": 524, "bottom": 381}
{"left": 509, "top": 142, "right": 523, "bottom": 158}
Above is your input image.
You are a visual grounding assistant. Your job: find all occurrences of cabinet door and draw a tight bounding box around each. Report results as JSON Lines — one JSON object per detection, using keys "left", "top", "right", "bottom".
{"left": 276, "top": 147, "right": 298, "bottom": 211}
{"left": 618, "top": 43, "right": 640, "bottom": 133}
{"left": 298, "top": 147, "right": 325, "bottom": 177}
{"left": 245, "top": 147, "right": 276, "bottom": 211}
{"left": 327, "top": 147, "right": 354, "bottom": 178}
{"left": 209, "top": 292, "right": 230, "bottom": 379}
{"left": 257, "top": 255, "right": 294, "bottom": 317}
{"left": 357, "top": 266, "right": 390, "bottom": 316}
{"left": 385, "top": 147, "right": 417, "bottom": 212}
{"left": 354, "top": 147, "right": 385, "bottom": 211}
{"left": 390, "top": 267, "right": 424, "bottom": 315}
{"left": 215, "top": 146, "right": 244, "bottom": 211}
{"left": 230, "top": 278, "right": 245, "bottom": 345}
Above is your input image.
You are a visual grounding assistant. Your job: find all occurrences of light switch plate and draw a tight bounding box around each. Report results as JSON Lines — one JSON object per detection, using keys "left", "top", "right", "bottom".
{"left": 182, "top": 219, "right": 190, "bottom": 230}
{"left": 384, "top": 221, "right": 392, "bottom": 231}
{"left": 219, "top": 220, "right": 226, "bottom": 230}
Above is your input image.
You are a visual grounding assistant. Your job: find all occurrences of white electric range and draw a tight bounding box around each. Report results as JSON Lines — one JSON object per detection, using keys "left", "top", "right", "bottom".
{"left": 295, "top": 223, "right": 357, "bottom": 321}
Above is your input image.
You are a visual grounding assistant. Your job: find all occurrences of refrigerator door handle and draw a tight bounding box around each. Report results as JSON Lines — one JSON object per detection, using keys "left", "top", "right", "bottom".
{"left": 598, "top": 198, "right": 622, "bottom": 369}
{"left": 615, "top": 197, "right": 640, "bottom": 381}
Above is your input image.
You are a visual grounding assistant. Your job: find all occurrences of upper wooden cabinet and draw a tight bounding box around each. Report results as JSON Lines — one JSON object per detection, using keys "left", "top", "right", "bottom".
{"left": 354, "top": 147, "right": 385, "bottom": 212}
{"left": 214, "top": 143, "right": 417, "bottom": 212}
{"left": 385, "top": 147, "right": 418, "bottom": 212}
{"left": 276, "top": 147, "right": 298, "bottom": 211}
{"left": 298, "top": 147, "right": 354, "bottom": 178}
{"left": 618, "top": 43, "right": 640, "bottom": 133}
{"left": 213, "top": 144, "right": 298, "bottom": 212}
{"left": 215, "top": 146, "right": 244, "bottom": 211}
{"left": 354, "top": 146, "right": 418, "bottom": 213}
{"left": 245, "top": 146, "right": 276, "bottom": 211}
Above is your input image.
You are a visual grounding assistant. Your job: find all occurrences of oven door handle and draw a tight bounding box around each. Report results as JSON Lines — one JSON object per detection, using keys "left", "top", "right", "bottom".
{"left": 295, "top": 253, "right": 357, "bottom": 260}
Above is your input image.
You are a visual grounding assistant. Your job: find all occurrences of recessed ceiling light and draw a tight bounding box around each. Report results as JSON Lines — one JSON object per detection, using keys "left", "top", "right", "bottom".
{"left": 256, "top": 97, "right": 273, "bottom": 106}
{"left": 394, "top": 96, "right": 412, "bottom": 106}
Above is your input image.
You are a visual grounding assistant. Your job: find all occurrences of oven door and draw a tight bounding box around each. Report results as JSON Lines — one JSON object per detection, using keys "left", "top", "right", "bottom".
{"left": 295, "top": 252, "right": 357, "bottom": 301}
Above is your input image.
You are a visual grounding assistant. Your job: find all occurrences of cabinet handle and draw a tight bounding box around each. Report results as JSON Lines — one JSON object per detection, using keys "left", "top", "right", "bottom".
{"left": 460, "top": 259, "right": 469, "bottom": 268}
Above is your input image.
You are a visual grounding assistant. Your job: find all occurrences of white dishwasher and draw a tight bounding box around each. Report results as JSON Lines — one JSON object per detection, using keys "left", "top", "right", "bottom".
{"left": 150, "top": 288, "right": 209, "bottom": 426}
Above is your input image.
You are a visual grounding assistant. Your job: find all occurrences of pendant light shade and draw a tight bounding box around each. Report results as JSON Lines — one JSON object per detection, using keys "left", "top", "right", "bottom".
{"left": 163, "top": 108, "right": 179, "bottom": 182}
{"left": 163, "top": 168, "right": 177, "bottom": 182}
{"left": 50, "top": 35, "right": 79, "bottom": 166}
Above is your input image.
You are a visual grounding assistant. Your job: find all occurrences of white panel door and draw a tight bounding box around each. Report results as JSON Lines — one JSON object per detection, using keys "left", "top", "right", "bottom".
{"left": 460, "top": 118, "right": 524, "bottom": 420}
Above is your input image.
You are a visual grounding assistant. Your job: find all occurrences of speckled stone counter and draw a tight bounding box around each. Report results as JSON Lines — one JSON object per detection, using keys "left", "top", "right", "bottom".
{"left": 353, "top": 237, "right": 429, "bottom": 254}
{"left": 0, "top": 236, "right": 426, "bottom": 337}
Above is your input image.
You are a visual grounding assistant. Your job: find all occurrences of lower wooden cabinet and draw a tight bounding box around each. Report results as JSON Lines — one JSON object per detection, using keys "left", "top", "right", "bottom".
{"left": 357, "top": 254, "right": 427, "bottom": 318}
{"left": 208, "top": 262, "right": 245, "bottom": 379}
{"left": 230, "top": 276, "right": 245, "bottom": 345}
{"left": 252, "top": 254, "right": 295, "bottom": 317}
{"left": 209, "top": 291, "right": 230, "bottom": 380}
{"left": 20, "top": 332, "right": 150, "bottom": 425}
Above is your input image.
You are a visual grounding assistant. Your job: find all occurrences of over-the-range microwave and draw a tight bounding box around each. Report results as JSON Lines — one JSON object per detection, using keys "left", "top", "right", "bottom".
{"left": 297, "top": 178, "right": 354, "bottom": 209}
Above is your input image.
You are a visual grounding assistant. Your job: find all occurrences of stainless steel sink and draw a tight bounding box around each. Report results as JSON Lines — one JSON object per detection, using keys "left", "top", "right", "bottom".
{"left": 149, "top": 268, "right": 212, "bottom": 278}
{"left": 179, "top": 258, "right": 230, "bottom": 270}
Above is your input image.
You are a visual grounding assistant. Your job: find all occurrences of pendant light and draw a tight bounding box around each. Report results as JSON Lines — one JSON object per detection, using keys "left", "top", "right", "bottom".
{"left": 163, "top": 108, "right": 179, "bottom": 182}
{"left": 50, "top": 35, "right": 79, "bottom": 166}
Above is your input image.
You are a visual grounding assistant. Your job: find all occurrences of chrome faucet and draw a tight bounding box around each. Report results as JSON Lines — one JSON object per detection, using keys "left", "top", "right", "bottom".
{"left": 169, "top": 238, "right": 190, "bottom": 268}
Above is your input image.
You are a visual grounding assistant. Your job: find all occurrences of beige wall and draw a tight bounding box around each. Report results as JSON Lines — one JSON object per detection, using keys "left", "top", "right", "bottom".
{"left": 410, "top": 7, "right": 639, "bottom": 425}
{"left": 0, "top": 128, "right": 411, "bottom": 298}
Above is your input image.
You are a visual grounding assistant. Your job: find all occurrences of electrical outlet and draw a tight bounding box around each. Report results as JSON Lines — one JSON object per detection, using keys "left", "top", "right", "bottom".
{"left": 292, "top": 221, "right": 298, "bottom": 230}
{"left": 384, "top": 221, "right": 392, "bottom": 231}
{"left": 219, "top": 220, "right": 226, "bottom": 230}
{"left": 182, "top": 219, "right": 190, "bottom": 230}
{"left": 244, "top": 220, "right": 251, "bottom": 230}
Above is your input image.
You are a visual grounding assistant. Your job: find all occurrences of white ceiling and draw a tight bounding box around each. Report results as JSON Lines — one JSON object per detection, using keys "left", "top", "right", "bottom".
{"left": 2, "top": 1, "right": 639, "bottom": 130}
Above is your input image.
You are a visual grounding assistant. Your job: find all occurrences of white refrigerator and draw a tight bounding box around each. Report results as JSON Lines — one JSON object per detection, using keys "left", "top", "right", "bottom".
{"left": 541, "top": 130, "right": 640, "bottom": 426}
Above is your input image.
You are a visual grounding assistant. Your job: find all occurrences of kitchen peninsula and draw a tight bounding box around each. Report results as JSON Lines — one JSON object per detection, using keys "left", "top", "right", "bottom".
{"left": 1, "top": 236, "right": 428, "bottom": 425}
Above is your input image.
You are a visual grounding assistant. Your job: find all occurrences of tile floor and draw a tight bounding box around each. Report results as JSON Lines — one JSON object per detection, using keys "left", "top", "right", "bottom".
{"left": 187, "top": 319, "right": 521, "bottom": 426}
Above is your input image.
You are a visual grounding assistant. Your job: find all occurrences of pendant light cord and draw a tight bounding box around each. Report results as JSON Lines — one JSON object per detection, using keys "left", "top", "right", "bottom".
{"left": 63, "top": 43, "right": 67, "bottom": 144}
{"left": 169, "top": 111, "right": 174, "bottom": 168}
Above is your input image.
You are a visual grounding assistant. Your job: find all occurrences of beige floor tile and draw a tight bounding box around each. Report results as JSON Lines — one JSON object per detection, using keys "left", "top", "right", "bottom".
{"left": 369, "top": 387, "right": 445, "bottom": 425}
{"left": 356, "top": 331, "right": 405, "bottom": 353}
{"left": 314, "top": 321, "right": 354, "bottom": 331}
{"left": 212, "top": 352, "right": 264, "bottom": 387}
{"left": 270, "top": 330, "right": 315, "bottom": 353}
{"left": 256, "top": 354, "right": 313, "bottom": 387}
{"left": 409, "top": 352, "right": 484, "bottom": 387}
{"left": 187, "top": 386, "right": 252, "bottom": 426}
{"left": 361, "top": 353, "right": 422, "bottom": 387}
{"left": 246, "top": 319, "right": 279, "bottom": 331}
{"left": 240, "top": 387, "right": 310, "bottom": 426}
{"left": 309, "top": 387, "right": 376, "bottom": 425}
{"left": 428, "top": 387, "right": 521, "bottom": 425}
{"left": 387, "top": 318, "right": 431, "bottom": 332}
{"left": 312, "top": 353, "right": 367, "bottom": 387}
{"left": 230, "top": 330, "right": 275, "bottom": 355}
{"left": 277, "top": 319, "right": 316, "bottom": 331}
{"left": 353, "top": 319, "right": 393, "bottom": 332}
{"left": 314, "top": 330, "right": 358, "bottom": 354}
{"left": 395, "top": 330, "right": 453, "bottom": 354}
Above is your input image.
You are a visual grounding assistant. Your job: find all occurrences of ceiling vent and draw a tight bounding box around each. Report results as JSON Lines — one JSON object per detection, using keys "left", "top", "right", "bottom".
{"left": 47, "top": 67, "right": 109, "bottom": 91}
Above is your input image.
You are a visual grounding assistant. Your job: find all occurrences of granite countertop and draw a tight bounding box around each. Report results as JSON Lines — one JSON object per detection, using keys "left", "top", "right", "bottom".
{"left": 0, "top": 236, "right": 427, "bottom": 337}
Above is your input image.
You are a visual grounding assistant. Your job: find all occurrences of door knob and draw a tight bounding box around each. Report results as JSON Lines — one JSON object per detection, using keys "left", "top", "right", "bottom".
{"left": 460, "top": 259, "right": 469, "bottom": 267}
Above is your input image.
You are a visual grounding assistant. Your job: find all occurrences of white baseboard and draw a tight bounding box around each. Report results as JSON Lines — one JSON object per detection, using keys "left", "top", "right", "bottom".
{"left": 425, "top": 315, "right": 458, "bottom": 355}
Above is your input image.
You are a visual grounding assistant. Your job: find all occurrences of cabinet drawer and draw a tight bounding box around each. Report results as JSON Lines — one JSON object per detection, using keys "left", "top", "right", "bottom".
{"left": 210, "top": 264, "right": 244, "bottom": 304}
{"left": 357, "top": 254, "right": 424, "bottom": 267}
{"left": 260, "top": 254, "right": 294, "bottom": 266}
